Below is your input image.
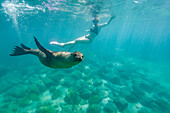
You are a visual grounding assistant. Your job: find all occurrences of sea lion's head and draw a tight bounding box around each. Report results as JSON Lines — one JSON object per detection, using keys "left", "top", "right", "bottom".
{"left": 71, "top": 51, "right": 83, "bottom": 62}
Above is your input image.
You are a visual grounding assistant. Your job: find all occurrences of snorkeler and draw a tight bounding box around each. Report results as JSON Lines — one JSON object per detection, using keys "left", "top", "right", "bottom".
{"left": 50, "top": 15, "right": 116, "bottom": 51}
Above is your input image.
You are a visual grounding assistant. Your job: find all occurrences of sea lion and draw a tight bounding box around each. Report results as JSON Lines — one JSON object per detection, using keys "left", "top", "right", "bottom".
{"left": 10, "top": 37, "right": 83, "bottom": 68}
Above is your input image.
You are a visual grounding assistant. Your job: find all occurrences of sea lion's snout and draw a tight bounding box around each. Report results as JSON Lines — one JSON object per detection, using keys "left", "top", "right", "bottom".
{"left": 76, "top": 55, "right": 83, "bottom": 61}
{"left": 72, "top": 51, "right": 83, "bottom": 62}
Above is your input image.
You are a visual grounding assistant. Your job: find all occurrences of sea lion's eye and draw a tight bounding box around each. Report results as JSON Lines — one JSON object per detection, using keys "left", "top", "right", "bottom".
{"left": 74, "top": 54, "right": 77, "bottom": 56}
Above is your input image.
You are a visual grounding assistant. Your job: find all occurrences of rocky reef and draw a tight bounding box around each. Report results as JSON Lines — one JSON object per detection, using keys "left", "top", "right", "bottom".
{"left": 0, "top": 52, "right": 170, "bottom": 113}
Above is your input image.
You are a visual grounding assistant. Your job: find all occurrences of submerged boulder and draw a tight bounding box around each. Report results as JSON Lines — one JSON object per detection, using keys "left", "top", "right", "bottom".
{"left": 140, "top": 94, "right": 162, "bottom": 111}
{"left": 48, "top": 71, "right": 64, "bottom": 83}
{"left": 132, "top": 85, "right": 145, "bottom": 99}
{"left": 35, "top": 80, "right": 47, "bottom": 93}
{"left": 137, "top": 108, "right": 151, "bottom": 113}
{"left": 91, "top": 87, "right": 105, "bottom": 96}
{"left": 88, "top": 94, "right": 103, "bottom": 105}
{"left": 0, "top": 79, "right": 13, "bottom": 94}
{"left": 79, "top": 88, "right": 91, "bottom": 100}
{"left": 87, "top": 104, "right": 101, "bottom": 113}
{"left": 51, "top": 89, "right": 61, "bottom": 100}
{"left": 118, "top": 72, "right": 130, "bottom": 80}
{"left": 155, "top": 97, "right": 170, "bottom": 112}
{"left": 18, "top": 97, "right": 32, "bottom": 107}
{"left": 28, "top": 84, "right": 41, "bottom": 95}
{"left": 104, "top": 82, "right": 120, "bottom": 93}
{"left": 139, "top": 81, "right": 152, "bottom": 93}
{"left": 80, "top": 100, "right": 88, "bottom": 105}
{"left": 113, "top": 96, "right": 128, "bottom": 112}
{"left": 43, "top": 77, "right": 56, "bottom": 88}
{"left": 61, "top": 77, "right": 75, "bottom": 88}
{"left": 119, "top": 87, "right": 131, "bottom": 98}
{"left": 60, "top": 105, "right": 72, "bottom": 113}
{"left": 140, "top": 95, "right": 154, "bottom": 108}
{"left": 36, "top": 106, "right": 56, "bottom": 113}
{"left": 2, "top": 102, "right": 20, "bottom": 113}
{"left": 64, "top": 89, "right": 81, "bottom": 105}
{"left": 70, "top": 70, "right": 83, "bottom": 80}
{"left": 27, "top": 92, "right": 39, "bottom": 101}
{"left": 0, "top": 108, "right": 13, "bottom": 113}
{"left": 7, "top": 85, "right": 27, "bottom": 98}
{"left": 119, "top": 87, "right": 138, "bottom": 103}
{"left": 125, "top": 94, "right": 138, "bottom": 103}
{"left": 110, "top": 76, "right": 122, "bottom": 85}
{"left": 158, "top": 90, "right": 170, "bottom": 101}
{"left": 60, "top": 104, "right": 84, "bottom": 113}
{"left": 93, "top": 79, "right": 103, "bottom": 87}
{"left": 103, "top": 102, "right": 117, "bottom": 113}
{"left": 123, "top": 108, "right": 136, "bottom": 113}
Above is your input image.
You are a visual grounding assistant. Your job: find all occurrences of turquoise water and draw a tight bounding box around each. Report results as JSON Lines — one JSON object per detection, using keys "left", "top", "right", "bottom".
{"left": 0, "top": 0, "right": 170, "bottom": 112}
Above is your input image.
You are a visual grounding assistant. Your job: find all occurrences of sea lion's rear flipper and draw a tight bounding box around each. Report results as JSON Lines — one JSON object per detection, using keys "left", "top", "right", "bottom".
{"left": 21, "top": 43, "right": 31, "bottom": 50}
{"left": 10, "top": 46, "right": 29, "bottom": 56}
{"left": 34, "top": 37, "right": 53, "bottom": 56}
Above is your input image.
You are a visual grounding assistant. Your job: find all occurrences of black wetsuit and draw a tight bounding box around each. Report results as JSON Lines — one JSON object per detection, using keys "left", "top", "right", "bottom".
{"left": 86, "top": 25, "right": 99, "bottom": 42}
{"left": 90, "top": 25, "right": 98, "bottom": 35}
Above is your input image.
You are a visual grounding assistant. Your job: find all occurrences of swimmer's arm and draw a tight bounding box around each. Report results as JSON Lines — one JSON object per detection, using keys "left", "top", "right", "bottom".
{"left": 99, "top": 15, "right": 116, "bottom": 29}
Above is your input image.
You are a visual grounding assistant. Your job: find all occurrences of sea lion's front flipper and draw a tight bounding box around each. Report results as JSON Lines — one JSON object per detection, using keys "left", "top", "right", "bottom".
{"left": 34, "top": 37, "right": 53, "bottom": 56}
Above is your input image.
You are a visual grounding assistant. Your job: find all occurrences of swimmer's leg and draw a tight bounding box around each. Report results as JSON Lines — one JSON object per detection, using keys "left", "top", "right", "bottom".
{"left": 50, "top": 36, "right": 91, "bottom": 49}
{"left": 50, "top": 41, "right": 64, "bottom": 47}
{"left": 67, "top": 36, "right": 92, "bottom": 51}
{"left": 50, "top": 40, "right": 75, "bottom": 48}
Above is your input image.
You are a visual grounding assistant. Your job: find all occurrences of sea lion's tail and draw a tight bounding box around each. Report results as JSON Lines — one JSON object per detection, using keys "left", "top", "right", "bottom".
{"left": 10, "top": 44, "right": 31, "bottom": 56}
